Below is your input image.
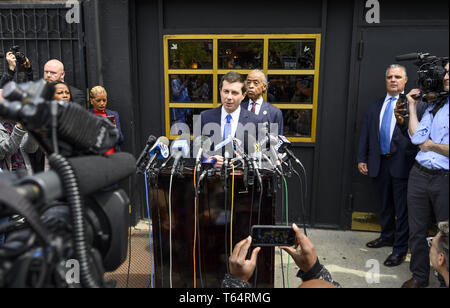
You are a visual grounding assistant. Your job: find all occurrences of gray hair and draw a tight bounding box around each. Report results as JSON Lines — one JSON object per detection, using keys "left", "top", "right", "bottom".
{"left": 385, "top": 64, "right": 407, "bottom": 78}
{"left": 248, "top": 69, "right": 269, "bottom": 87}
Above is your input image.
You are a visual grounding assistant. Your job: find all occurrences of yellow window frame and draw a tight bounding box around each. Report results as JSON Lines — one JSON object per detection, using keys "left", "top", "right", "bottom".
{"left": 163, "top": 34, "right": 321, "bottom": 143}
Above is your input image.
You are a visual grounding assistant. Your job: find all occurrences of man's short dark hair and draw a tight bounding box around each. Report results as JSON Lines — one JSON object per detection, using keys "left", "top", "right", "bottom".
{"left": 438, "top": 222, "right": 449, "bottom": 271}
{"left": 219, "top": 71, "right": 246, "bottom": 94}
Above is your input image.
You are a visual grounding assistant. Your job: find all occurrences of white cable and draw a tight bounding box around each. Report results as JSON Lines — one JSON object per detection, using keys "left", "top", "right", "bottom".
{"left": 168, "top": 173, "right": 174, "bottom": 288}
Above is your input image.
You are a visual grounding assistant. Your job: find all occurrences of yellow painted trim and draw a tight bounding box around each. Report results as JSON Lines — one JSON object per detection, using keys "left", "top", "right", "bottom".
{"left": 168, "top": 69, "right": 213, "bottom": 74}
{"left": 163, "top": 34, "right": 322, "bottom": 143}
{"left": 273, "top": 104, "right": 314, "bottom": 109}
{"left": 267, "top": 70, "right": 316, "bottom": 75}
{"left": 169, "top": 103, "right": 214, "bottom": 108}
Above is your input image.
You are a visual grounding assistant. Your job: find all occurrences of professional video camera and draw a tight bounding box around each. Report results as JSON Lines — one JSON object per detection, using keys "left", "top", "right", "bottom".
{"left": 0, "top": 80, "right": 135, "bottom": 288}
{"left": 396, "top": 52, "right": 449, "bottom": 103}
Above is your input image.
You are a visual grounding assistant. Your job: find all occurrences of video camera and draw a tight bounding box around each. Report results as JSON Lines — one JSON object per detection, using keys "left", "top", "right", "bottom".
{"left": 0, "top": 80, "right": 135, "bottom": 288}
{"left": 396, "top": 52, "right": 449, "bottom": 103}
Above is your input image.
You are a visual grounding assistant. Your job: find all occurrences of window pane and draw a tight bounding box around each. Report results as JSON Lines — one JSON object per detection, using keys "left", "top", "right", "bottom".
{"left": 170, "top": 108, "right": 209, "bottom": 135}
{"left": 169, "top": 74, "right": 212, "bottom": 103}
{"left": 217, "top": 74, "right": 248, "bottom": 103}
{"left": 282, "top": 109, "right": 312, "bottom": 138}
{"left": 218, "top": 40, "right": 263, "bottom": 69}
{"left": 168, "top": 40, "right": 213, "bottom": 69}
{"left": 269, "top": 39, "right": 315, "bottom": 69}
{"left": 267, "top": 75, "right": 314, "bottom": 104}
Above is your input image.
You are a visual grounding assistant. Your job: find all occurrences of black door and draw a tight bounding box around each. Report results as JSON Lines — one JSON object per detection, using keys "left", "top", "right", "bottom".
{"left": 351, "top": 27, "right": 449, "bottom": 229}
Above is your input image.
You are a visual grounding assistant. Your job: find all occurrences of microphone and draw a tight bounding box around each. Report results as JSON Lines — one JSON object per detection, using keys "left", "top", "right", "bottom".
{"left": 214, "top": 135, "right": 233, "bottom": 152}
{"left": 194, "top": 135, "right": 212, "bottom": 166}
{"left": 17, "top": 152, "right": 136, "bottom": 203}
{"left": 144, "top": 136, "right": 170, "bottom": 172}
{"left": 395, "top": 53, "right": 423, "bottom": 62}
{"left": 262, "top": 134, "right": 283, "bottom": 173}
{"left": 136, "top": 135, "right": 157, "bottom": 173}
{"left": 170, "top": 139, "right": 190, "bottom": 175}
{"left": 276, "top": 135, "right": 301, "bottom": 166}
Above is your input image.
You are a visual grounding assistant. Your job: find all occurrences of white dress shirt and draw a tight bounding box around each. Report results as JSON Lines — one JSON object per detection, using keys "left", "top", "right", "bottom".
{"left": 221, "top": 106, "right": 241, "bottom": 139}
{"left": 248, "top": 97, "right": 264, "bottom": 115}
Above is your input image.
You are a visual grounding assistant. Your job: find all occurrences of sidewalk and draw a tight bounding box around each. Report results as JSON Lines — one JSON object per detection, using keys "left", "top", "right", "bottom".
{"left": 274, "top": 228, "right": 441, "bottom": 288}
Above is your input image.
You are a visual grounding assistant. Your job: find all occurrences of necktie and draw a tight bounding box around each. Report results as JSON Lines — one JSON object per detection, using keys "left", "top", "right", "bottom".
{"left": 223, "top": 114, "right": 232, "bottom": 141}
{"left": 380, "top": 97, "right": 396, "bottom": 154}
{"left": 251, "top": 102, "right": 256, "bottom": 114}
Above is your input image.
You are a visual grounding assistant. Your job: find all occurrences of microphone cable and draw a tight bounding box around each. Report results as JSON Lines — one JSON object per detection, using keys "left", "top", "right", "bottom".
{"left": 291, "top": 167, "right": 308, "bottom": 236}
{"left": 230, "top": 163, "right": 236, "bottom": 256}
{"left": 282, "top": 175, "right": 290, "bottom": 288}
{"left": 144, "top": 173, "right": 154, "bottom": 288}
{"left": 193, "top": 165, "right": 198, "bottom": 288}
{"left": 168, "top": 172, "right": 174, "bottom": 288}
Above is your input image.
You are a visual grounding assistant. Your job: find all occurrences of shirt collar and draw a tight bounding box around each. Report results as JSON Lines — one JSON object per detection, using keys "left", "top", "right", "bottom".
{"left": 249, "top": 97, "right": 264, "bottom": 106}
{"left": 221, "top": 105, "right": 241, "bottom": 121}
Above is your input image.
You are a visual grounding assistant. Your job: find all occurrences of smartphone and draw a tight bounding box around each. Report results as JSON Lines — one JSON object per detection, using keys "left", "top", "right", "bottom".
{"left": 251, "top": 225, "right": 296, "bottom": 247}
{"left": 106, "top": 115, "right": 116, "bottom": 126}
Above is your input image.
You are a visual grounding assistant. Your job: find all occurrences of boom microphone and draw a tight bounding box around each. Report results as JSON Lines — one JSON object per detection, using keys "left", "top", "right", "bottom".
{"left": 395, "top": 53, "right": 422, "bottom": 62}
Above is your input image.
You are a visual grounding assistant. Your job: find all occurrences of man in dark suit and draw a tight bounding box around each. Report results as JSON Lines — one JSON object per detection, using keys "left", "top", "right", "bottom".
{"left": 241, "top": 70, "right": 284, "bottom": 136}
{"left": 200, "top": 71, "right": 258, "bottom": 168}
{"left": 43, "top": 59, "right": 86, "bottom": 107}
{"left": 357, "top": 64, "right": 417, "bottom": 267}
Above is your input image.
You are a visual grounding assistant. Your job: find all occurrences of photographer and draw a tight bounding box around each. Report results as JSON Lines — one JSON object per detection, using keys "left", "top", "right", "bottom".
{"left": 222, "top": 223, "right": 340, "bottom": 288}
{"left": 402, "top": 62, "right": 449, "bottom": 288}
{"left": 0, "top": 50, "right": 34, "bottom": 89}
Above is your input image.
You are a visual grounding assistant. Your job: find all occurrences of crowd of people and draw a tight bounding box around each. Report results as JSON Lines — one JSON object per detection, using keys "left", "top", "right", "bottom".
{"left": 0, "top": 48, "right": 448, "bottom": 288}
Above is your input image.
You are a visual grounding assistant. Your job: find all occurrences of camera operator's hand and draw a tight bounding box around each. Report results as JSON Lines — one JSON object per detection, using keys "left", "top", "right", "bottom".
{"left": 357, "top": 162, "right": 369, "bottom": 176}
{"left": 6, "top": 52, "right": 16, "bottom": 71}
{"left": 229, "top": 236, "right": 261, "bottom": 282}
{"left": 394, "top": 100, "right": 407, "bottom": 126}
{"left": 281, "top": 223, "right": 318, "bottom": 272}
{"left": 406, "top": 89, "right": 422, "bottom": 107}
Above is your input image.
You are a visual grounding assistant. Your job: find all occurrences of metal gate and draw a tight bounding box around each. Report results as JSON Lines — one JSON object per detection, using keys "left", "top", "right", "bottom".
{"left": 0, "top": 3, "right": 86, "bottom": 101}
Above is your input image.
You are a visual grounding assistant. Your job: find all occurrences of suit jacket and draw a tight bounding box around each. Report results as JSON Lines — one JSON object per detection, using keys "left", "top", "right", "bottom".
{"left": 241, "top": 100, "right": 284, "bottom": 136}
{"left": 69, "top": 85, "right": 87, "bottom": 108}
{"left": 89, "top": 108, "right": 124, "bottom": 152}
{"left": 357, "top": 97, "right": 424, "bottom": 179}
{"left": 200, "top": 106, "right": 259, "bottom": 154}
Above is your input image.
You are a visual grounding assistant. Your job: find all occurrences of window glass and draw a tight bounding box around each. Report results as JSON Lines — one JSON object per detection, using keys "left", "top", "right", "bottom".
{"left": 168, "top": 39, "right": 213, "bottom": 69}
{"left": 218, "top": 40, "right": 263, "bottom": 69}
{"left": 267, "top": 75, "right": 314, "bottom": 103}
{"left": 269, "top": 39, "right": 315, "bottom": 69}
{"left": 169, "top": 74, "right": 212, "bottom": 103}
{"left": 282, "top": 109, "right": 312, "bottom": 138}
{"left": 170, "top": 108, "right": 209, "bottom": 135}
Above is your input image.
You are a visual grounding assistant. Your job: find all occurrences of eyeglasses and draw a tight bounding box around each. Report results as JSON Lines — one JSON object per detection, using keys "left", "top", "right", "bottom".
{"left": 426, "top": 237, "right": 433, "bottom": 248}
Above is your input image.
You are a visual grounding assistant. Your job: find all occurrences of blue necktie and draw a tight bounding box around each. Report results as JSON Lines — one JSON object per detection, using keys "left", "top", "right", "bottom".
{"left": 380, "top": 97, "right": 396, "bottom": 154}
{"left": 223, "top": 114, "right": 232, "bottom": 141}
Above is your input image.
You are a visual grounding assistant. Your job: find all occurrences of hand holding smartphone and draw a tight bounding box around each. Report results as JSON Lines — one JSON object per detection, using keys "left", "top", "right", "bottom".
{"left": 251, "top": 225, "right": 296, "bottom": 247}
{"left": 106, "top": 115, "right": 116, "bottom": 127}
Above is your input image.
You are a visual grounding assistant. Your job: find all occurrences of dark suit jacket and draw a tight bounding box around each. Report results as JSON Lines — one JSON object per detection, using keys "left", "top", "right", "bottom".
{"left": 241, "top": 100, "right": 284, "bottom": 136}
{"left": 357, "top": 97, "right": 424, "bottom": 179}
{"left": 200, "top": 106, "right": 259, "bottom": 154}
{"left": 69, "top": 85, "right": 87, "bottom": 108}
{"left": 89, "top": 108, "right": 124, "bottom": 152}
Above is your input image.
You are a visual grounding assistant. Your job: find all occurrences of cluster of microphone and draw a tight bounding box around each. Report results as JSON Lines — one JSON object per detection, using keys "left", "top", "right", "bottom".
{"left": 136, "top": 133, "right": 304, "bottom": 185}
